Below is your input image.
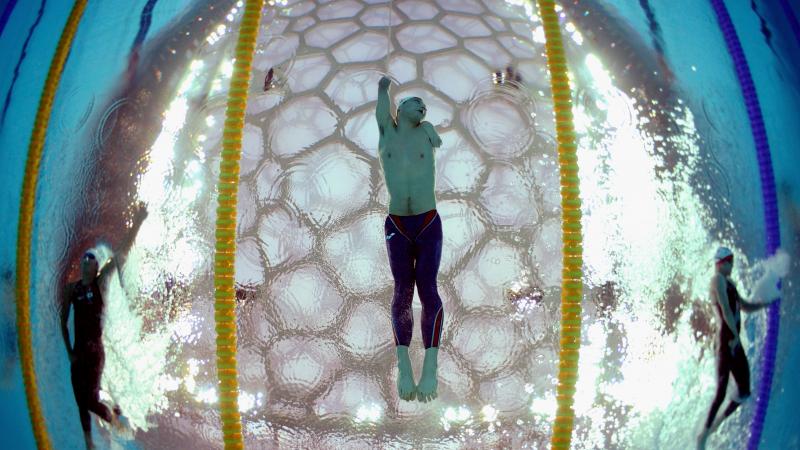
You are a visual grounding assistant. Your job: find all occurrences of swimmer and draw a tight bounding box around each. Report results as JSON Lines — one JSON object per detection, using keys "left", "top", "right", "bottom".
{"left": 698, "top": 247, "right": 780, "bottom": 449}
{"left": 493, "top": 66, "right": 523, "bottom": 87}
{"left": 125, "top": 0, "right": 158, "bottom": 83}
{"left": 61, "top": 203, "right": 147, "bottom": 449}
{"left": 263, "top": 67, "right": 274, "bottom": 92}
{"left": 376, "top": 76, "right": 444, "bottom": 403}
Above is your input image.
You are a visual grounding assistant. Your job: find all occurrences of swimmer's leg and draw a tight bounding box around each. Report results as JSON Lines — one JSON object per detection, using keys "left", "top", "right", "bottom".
{"left": 84, "top": 349, "right": 114, "bottom": 425}
{"left": 414, "top": 214, "right": 443, "bottom": 402}
{"left": 718, "top": 345, "right": 751, "bottom": 422}
{"left": 71, "top": 361, "right": 95, "bottom": 449}
{"left": 699, "top": 345, "right": 732, "bottom": 448}
{"left": 78, "top": 349, "right": 122, "bottom": 440}
{"left": 386, "top": 216, "right": 416, "bottom": 401}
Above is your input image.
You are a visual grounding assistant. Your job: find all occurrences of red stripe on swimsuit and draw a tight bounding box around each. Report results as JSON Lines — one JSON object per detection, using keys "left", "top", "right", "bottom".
{"left": 389, "top": 209, "right": 437, "bottom": 240}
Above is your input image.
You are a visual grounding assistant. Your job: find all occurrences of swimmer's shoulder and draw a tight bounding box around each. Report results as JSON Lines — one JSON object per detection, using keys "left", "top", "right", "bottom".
{"left": 420, "top": 121, "right": 442, "bottom": 148}
{"left": 710, "top": 273, "right": 727, "bottom": 295}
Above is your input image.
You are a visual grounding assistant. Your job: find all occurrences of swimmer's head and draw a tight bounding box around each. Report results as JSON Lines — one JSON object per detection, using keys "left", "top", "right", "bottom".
{"left": 80, "top": 250, "right": 99, "bottom": 283}
{"left": 397, "top": 96, "right": 426, "bottom": 124}
{"left": 714, "top": 246, "right": 734, "bottom": 275}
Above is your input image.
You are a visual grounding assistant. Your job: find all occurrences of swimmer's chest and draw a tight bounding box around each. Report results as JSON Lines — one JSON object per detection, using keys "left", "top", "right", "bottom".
{"left": 71, "top": 282, "right": 104, "bottom": 318}
{"left": 380, "top": 127, "right": 435, "bottom": 166}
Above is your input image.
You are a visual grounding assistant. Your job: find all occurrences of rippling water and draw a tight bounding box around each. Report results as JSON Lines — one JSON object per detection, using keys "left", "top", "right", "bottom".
{"left": 1, "top": 0, "right": 799, "bottom": 449}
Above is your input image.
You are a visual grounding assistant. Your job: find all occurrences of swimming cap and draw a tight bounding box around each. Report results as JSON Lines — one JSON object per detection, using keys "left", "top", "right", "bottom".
{"left": 714, "top": 246, "right": 733, "bottom": 262}
{"left": 398, "top": 96, "right": 419, "bottom": 107}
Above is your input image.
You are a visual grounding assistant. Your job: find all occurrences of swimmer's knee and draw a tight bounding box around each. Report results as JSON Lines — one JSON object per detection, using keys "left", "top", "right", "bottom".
{"left": 734, "top": 392, "right": 751, "bottom": 403}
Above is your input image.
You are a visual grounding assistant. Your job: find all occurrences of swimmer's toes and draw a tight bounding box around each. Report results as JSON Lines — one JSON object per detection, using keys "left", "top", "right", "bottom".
{"left": 399, "top": 383, "right": 416, "bottom": 401}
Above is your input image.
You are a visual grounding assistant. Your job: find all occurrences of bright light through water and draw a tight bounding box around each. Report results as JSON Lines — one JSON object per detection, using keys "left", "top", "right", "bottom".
{"left": 354, "top": 403, "right": 383, "bottom": 423}
{"left": 51, "top": 0, "right": 796, "bottom": 448}
{"left": 570, "top": 49, "right": 731, "bottom": 443}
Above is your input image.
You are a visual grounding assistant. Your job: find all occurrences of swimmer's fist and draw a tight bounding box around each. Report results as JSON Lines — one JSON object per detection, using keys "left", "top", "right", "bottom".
{"left": 379, "top": 76, "right": 391, "bottom": 90}
{"left": 132, "top": 202, "right": 148, "bottom": 225}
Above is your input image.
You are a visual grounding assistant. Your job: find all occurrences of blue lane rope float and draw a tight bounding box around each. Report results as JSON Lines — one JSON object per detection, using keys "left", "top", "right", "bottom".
{"left": 709, "top": 1, "right": 782, "bottom": 448}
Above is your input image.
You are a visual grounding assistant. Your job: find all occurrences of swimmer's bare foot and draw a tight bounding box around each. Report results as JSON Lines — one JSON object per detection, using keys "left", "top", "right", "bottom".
{"left": 416, "top": 347, "right": 438, "bottom": 403}
{"left": 396, "top": 346, "right": 416, "bottom": 401}
{"left": 110, "top": 406, "right": 127, "bottom": 432}
{"left": 83, "top": 430, "right": 95, "bottom": 450}
{"left": 697, "top": 428, "right": 709, "bottom": 450}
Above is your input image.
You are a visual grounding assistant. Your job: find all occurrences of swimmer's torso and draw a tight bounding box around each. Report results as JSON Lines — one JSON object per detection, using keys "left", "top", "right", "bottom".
{"left": 70, "top": 280, "right": 105, "bottom": 350}
{"left": 379, "top": 124, "right": 437, "bottom": 216}
{"left": 713, "top": 277, "right": 742, "bottom": 339}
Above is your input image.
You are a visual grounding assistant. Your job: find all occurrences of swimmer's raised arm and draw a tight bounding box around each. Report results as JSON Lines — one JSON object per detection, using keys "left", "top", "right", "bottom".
{"left": 98, "top": 202, "right": 148, "bottom": 281}
{"left": 376, "top": 76, "right": 393, "bottom": 136}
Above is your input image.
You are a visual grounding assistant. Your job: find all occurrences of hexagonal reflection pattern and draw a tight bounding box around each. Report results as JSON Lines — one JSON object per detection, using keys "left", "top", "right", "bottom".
{"left": 123, "top": 0, "right": 716, "bottom": 448}
{"left": 152, "top": 1, "right": 561, "bottom": 447}
{"left": 236, "top": 0, "right": 556, "bottom": 445}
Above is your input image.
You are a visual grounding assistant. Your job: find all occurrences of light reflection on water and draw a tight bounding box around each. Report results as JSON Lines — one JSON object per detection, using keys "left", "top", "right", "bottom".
{"left": 22, "top": 0, "right": 797, "bottom": 449}
{"left": 112, "top": 1, "right": 721, "bottom": 447}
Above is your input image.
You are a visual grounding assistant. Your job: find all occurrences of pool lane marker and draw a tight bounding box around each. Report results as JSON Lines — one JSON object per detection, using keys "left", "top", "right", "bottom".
{"left": 709, "top": 1, "right": 782, "bottom": 448}
{"left": 213, "top": 1, "right": 264, "bottom": 448}
{"left": 533, "top": 1, "right": 584, "bottom": 448}
{"left": 16, "top": 1, "right": 88, "bottom": 449}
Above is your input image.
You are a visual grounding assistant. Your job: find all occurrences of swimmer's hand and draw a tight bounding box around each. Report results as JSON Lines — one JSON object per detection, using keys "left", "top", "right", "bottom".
{"left": 729, "top": 336, "right": 740, "bottom": 355}
{"left": 379, "top": 76, "right": 391, "bottom": 90}
{"left": 132, "top": 201, "right": 148, "bottom": 224}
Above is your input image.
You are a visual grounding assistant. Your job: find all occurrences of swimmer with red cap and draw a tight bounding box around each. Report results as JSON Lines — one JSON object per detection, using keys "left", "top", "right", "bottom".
{"left": 698, "top": 246, "right": 780, "bottom": 449}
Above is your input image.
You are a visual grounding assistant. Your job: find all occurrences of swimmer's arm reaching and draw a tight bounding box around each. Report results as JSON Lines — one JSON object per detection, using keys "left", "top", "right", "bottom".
{"left": 740, "top": 297, "right": 777, "bottom": 312}
{"left": 376, "top": 76, "right": 393, "bottom": 136}
{"left": 98, "top": 203, "right": 148, "bottom": 282}
{"left": 61, "top": 283, "right": 74, "bottom": 363}
{"left": 713, "top": 273, "right": 739, "bottom": 342}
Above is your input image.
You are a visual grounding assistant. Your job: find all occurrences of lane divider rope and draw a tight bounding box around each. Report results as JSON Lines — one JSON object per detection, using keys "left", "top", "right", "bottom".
{"left": 533, "top": 1, "right": 584, "bottom": 448}
{"left": 15, "top": 1, "right": 88, "bottom": 449}
{"left": 213, "top": 1, "right": 264, "bottom": 448}
{"left": 708, "top": 1, "right": 782, "bottom": 448}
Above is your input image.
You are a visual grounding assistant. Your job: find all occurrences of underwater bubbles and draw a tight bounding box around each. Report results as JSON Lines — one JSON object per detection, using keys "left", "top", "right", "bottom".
{"left": 464, "top": 76, "right": 537, "bottom": 160}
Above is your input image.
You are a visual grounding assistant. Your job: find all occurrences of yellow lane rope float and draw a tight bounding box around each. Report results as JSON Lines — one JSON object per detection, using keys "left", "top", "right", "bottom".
{"left": 15, "top": 1, "right": 88, "bottom": 449}
{"left": 533, "top": 0, "right": 584, "bottom": 448}
{"left": 214, "top": 1, "right": 264, "bottom": 448}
